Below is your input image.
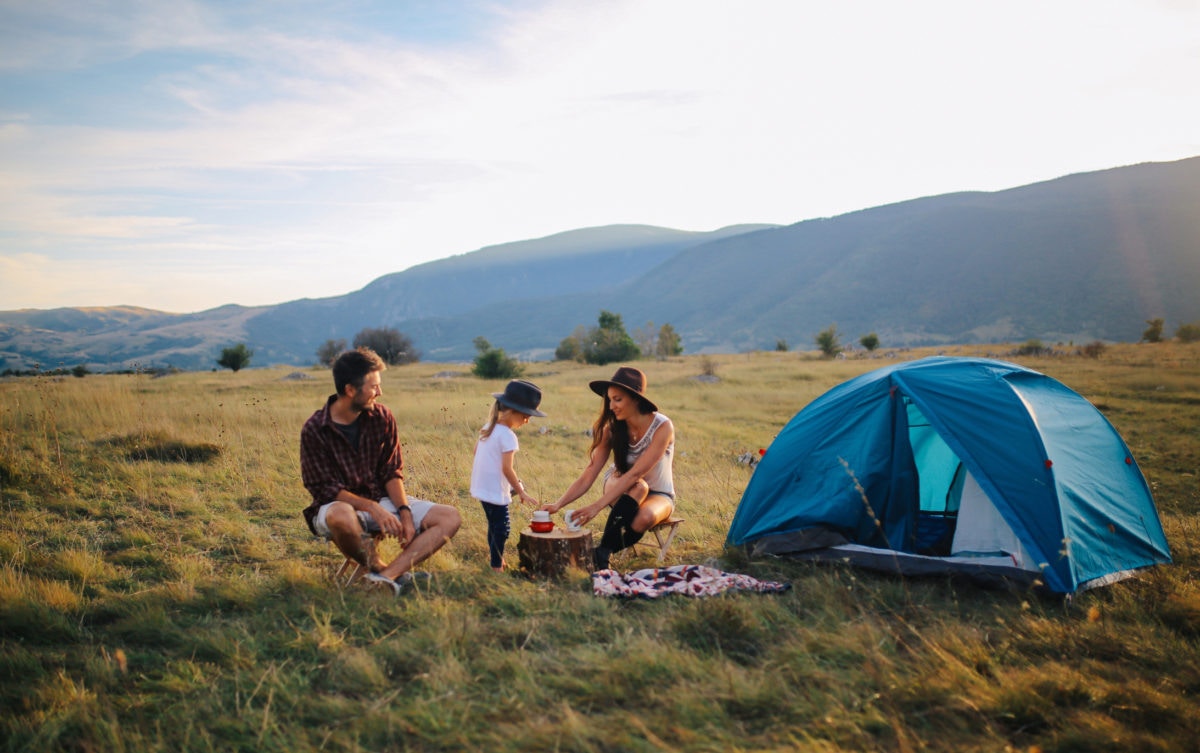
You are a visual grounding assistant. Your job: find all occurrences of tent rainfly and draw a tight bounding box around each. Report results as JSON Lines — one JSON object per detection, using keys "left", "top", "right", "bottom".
{"left": 726, "top": 357, "right": 1171, "bottom": 594}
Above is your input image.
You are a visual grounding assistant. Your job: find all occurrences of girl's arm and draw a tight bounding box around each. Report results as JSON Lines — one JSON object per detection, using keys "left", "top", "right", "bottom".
{"left": 502, "top": 450, "right": 537, "bottom": 505}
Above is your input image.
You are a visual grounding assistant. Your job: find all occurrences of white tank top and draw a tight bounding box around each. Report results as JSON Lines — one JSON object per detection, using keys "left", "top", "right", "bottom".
{"left": 619, "top": 412, "right": 674, "bottom": 496}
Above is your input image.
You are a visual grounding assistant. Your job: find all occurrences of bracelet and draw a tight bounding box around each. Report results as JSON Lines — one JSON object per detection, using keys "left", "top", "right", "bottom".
{"left": 395, "top": 504, "right": 411, "bottom": 514}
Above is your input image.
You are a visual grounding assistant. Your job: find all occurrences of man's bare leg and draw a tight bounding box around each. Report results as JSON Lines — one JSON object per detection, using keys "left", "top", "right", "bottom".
{"left": 323, "top": 502, "right": 384, "bottom": 569}
{"left": 378, "top": 505, "right": 462, "bottom": 580}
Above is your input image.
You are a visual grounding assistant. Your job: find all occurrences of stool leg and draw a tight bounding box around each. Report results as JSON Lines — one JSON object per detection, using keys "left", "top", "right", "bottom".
{"left": 334, "top": 557, "right": 355, "bottom": 583}
{"left": 330, "top": 533, "right": 379, "bottom": 587}
{"left": 656, "top": 522, "right": 681, "bottom": 563}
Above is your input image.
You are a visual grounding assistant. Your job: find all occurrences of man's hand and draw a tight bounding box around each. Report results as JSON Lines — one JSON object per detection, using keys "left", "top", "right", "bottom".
{"left": 396, "top": 507, "right": 416, "bottom": 546}
{"left": 369, "top": 500, "right": 404, "bottom": 539}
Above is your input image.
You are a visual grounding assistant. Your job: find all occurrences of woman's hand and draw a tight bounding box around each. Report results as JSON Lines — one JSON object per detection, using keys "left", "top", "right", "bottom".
{"left": 569, "top": 502, "right": 605, "bottom": 527}
{"left": 538, "top": 502, "right": 559, "bottom": 514}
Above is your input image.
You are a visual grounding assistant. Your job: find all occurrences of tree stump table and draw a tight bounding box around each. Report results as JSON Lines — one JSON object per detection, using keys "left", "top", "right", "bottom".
{"left": 517, "top": 527, "right": 594, "bottom": 578}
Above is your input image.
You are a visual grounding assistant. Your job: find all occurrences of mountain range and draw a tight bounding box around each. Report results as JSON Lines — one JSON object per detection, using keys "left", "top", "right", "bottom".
{"left": 3, "top": 156, "right": 1199, "bottom": 371}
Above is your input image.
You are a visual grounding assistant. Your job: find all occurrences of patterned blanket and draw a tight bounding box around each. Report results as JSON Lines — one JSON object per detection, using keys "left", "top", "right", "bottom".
{"left": 592, "top": 564, "right": 790, "bottom": 599}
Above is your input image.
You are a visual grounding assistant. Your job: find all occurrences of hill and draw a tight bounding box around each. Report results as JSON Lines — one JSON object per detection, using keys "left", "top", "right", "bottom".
{"left": 1, "top": 157, "right": 1198, "bottom": 370}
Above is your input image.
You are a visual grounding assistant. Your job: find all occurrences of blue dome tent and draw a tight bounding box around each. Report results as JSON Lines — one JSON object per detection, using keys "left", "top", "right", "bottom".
{"left": 726, "top": 357, "right": 1171, "bottom": 594}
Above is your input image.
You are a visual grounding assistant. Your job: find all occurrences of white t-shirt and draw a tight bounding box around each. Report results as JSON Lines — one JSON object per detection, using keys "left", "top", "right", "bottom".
{"left": 470, "top": 423, "right": 519, "bottom": 505}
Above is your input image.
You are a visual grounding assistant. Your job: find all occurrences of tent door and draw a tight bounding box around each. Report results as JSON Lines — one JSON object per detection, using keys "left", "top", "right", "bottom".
{"left": 905, "top": 399, "right": 962, "bottom": 556}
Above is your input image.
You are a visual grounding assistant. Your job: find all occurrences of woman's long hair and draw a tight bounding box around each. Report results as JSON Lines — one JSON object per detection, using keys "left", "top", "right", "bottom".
{"left": 589, "top": 387, "right": 654, "bottom": 473}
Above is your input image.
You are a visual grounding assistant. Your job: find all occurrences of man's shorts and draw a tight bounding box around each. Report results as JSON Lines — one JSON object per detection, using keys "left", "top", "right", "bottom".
{"left": 312, "top": 497, "right": 437, "bottom": 539}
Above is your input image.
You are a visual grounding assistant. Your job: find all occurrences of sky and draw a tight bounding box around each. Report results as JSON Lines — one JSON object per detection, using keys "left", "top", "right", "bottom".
{"left": 1, "top": 0, "right": 1198, "bottom": 313}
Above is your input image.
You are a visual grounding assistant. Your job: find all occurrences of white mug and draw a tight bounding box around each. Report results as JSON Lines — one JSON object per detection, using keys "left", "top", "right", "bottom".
{"left": 564, "top": 510, "right": 581, "bottom": 531}
{"left": 532, "top": 510, "right": 551, "bottom": 523}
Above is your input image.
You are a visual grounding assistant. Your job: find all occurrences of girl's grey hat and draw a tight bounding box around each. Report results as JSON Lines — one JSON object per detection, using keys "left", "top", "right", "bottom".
{"left": 492, "top": 379, "right": 546, "bottom": 417}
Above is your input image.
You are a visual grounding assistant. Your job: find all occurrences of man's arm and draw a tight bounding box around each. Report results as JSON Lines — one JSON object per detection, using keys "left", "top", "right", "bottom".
{"left": 300, "top": 420, "right": 347, "bottom": 504}
{"left": 384, "top": 476, "right": 415, "bottom": 544}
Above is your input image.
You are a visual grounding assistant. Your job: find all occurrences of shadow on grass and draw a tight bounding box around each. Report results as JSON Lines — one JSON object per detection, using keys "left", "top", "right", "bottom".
{"left": 96, "top": 431, "right": 221, "bottom": 463}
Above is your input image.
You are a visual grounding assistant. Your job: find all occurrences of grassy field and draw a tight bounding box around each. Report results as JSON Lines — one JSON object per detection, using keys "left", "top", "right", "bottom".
{"left": 1, "top": 345, "right": 1198, "bottom": 752}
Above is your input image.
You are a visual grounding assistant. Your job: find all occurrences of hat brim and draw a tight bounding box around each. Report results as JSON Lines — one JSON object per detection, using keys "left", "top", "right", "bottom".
{"left": 588, "top": 380, "right": 658, "bottom": 413}
{"left": 492, "top": 392, "right": 546, "bottom": 417}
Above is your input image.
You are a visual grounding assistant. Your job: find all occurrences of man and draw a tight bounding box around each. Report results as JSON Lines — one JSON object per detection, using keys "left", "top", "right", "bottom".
{"left": 301, "top": 347, "right": 460, "bottom": 595}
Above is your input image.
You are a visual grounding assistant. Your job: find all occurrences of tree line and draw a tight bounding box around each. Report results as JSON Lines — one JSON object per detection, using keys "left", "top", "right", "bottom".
{"left": 206, "top": 314, "right": 1200, "bottom": 377}
{"left": 1141, "top": 318, "right": 1200, "bottom": 344}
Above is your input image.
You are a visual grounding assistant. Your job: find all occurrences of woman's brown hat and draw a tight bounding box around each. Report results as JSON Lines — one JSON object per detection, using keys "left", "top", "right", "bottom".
{"left": 589, "top": 366, "right": 657, "bottom": 412}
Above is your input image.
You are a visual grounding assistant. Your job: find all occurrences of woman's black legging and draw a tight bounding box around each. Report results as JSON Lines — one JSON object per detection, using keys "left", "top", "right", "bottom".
{"left": 595, "top": 494, "right": 644, "bottom": 569}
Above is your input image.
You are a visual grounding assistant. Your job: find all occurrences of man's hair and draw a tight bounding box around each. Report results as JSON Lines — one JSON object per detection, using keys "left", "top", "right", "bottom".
{"left": 332, "top": 347, "right": 386, "bottom": 395}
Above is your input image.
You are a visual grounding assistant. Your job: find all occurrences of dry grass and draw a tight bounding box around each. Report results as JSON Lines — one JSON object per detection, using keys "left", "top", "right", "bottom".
{"left": 1, "top": 344, "right": 1198, "bottom": 752}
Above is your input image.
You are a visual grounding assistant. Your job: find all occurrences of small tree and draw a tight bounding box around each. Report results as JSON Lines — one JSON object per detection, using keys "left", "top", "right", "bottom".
{"left": 471, "top": 336, "right": 524, "bottom": 379}
{"left": 316, "top": 338, "right": 346, "bottom": 366}
{"left": 775, "top": 339, "right": 789, "bottom": 352}
{"left": 859, "top": 333, "right": 880, "bottom": 351}
{"left": 555, "top": 326, "right": 586, "bottom": 362}
{"left": 633, "top": 321, "right": 658, "bottom": 357}
{"left": 353, "top": 327, "right": 419, "bottom": 365}
{"left": 815, "top": 324, "right": 842, "bottom": 358}
{"left": 1142, "top": 318, "right": 1165, "bottom": 343}
{"left": 1176, "top": 322, "right": 1200, "bottom": 343}
{"left": 1079, "top": 341, "right": 1108, "bottom": 358}
{"left": 587, "top": 310, "right": 640, "bottom": 365}
{"left": 217, "top": 343, "right": 253, "bottom": 372}
{"left": 656, "top": 323, "right": 683, "bottom": 358}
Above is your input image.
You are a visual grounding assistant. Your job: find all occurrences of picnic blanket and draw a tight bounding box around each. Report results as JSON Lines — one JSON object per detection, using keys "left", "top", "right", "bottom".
{"left": 592, "top": 564, "right": 790, "bottom": 599}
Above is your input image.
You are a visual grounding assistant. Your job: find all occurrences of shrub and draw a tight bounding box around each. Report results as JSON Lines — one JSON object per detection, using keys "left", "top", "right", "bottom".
{"left": 315, "top": 338, "right": 346, "bottom": 366}
{"left": 353, "top": 327, "right": 419, "bottom": 365}
{"left": 656, "top": 323, "right": 683, "bottom": 358}
{"left": 216, "top": 344, "right": 253, "bottom": 372}
{"left": 1013, "top": 339, "right": 1048, "bottom": 356}
{"left": 471, "top": 337, "right": 523, "bottom": 379}
{"left": 815, "top": 324, "right": 842, "bottom": 358}
{"left": 1176, "top": 322, "right": 1200, "bottom": 343}
{"left": 1079, "top": 341, "right": 1107, "bottom": 358}
{"left": 557, "top": 311, "right": 640, "bottom": 365}
{"left": 1142, "top": 318, "right": 1165, "bottom": 343}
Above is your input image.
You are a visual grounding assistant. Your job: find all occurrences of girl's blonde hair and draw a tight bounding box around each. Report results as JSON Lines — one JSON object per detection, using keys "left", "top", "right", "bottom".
{"left": 479, "top": 400, "right": 503, "bottom": 440}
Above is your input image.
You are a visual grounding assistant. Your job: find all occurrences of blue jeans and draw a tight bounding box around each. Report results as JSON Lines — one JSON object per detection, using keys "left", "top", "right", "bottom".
{"left": 479, "top": 500, "right": 510, "bottom": 568}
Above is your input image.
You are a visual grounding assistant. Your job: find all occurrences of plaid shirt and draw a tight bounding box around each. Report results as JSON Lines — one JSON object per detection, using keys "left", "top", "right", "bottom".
{"left": 300, "top": 395, "right": 404, "bottom": 534}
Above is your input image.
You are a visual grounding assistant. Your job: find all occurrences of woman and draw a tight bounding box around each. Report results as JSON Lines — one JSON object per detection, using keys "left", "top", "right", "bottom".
{"left": 542, "top": 366, "right": 675, "bottom": 570}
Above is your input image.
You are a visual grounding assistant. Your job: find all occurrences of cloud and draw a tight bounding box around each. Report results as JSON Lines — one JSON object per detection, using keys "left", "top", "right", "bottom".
{"left": 1, "top": 0, "right": 1198, "bottom": 312}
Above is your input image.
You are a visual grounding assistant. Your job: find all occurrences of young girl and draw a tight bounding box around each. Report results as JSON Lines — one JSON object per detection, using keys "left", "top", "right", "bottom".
{"left": 470, "top": 380, "right": 545, "bottom": 571}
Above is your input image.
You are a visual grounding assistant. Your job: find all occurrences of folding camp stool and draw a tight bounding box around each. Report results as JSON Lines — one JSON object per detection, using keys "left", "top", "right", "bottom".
{"left": 635, "top": 515, "right": 685, "bottom": 563}
{"left": 329, "top": 531, "right": 383, "bottom": 586}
